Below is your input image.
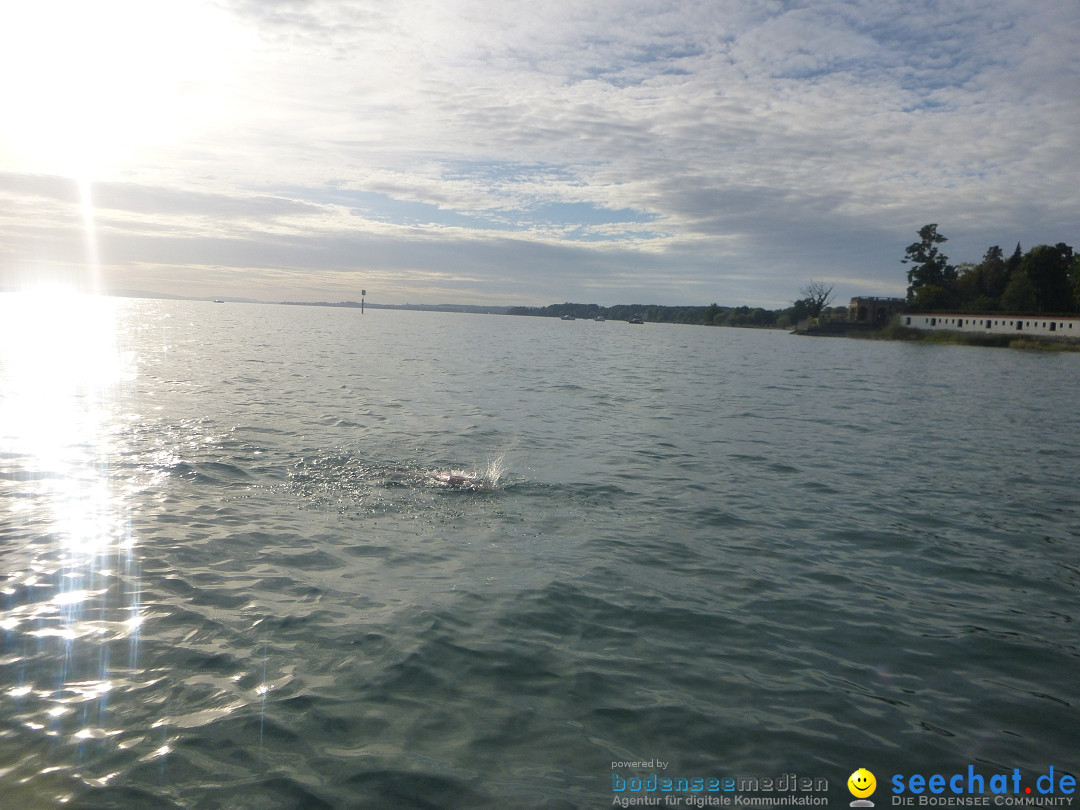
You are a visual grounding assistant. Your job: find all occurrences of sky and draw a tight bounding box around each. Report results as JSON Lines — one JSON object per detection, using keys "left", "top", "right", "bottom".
{"left": 1, "top": 0, "right": 1078, "bottom": 308}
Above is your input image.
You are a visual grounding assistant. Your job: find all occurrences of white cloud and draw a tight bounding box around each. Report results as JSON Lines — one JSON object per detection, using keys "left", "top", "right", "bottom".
{"left": 1, "top": 0, "right": 1078, "bottom": 306}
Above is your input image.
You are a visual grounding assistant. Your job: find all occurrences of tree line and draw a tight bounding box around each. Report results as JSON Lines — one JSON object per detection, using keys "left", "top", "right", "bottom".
{"left": 904, "top": 224, "right": 1079, "bottom": 313}
{"left": 505, "top": 300, "right": 841, "bottom": 328}
{"left": 507, "top": 279, "right": 839, "bottom": 327}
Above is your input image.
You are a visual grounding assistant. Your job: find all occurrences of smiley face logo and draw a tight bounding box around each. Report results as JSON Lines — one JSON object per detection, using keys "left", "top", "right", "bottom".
{"left": 848, "top": 768, "right": 877, "bottom": 798}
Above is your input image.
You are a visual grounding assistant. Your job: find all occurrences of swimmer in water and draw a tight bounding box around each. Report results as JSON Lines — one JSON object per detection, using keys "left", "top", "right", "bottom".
{"left": 426, "top": 470, "right": 495, "bottom": 491}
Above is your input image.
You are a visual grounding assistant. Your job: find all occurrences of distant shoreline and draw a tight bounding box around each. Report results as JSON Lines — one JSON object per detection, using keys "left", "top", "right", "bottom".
{"left": 280, "top": 301, "right": 512, "bottom": 315}
{"left": 798, "top": 322, "right": 1080, "bottom": 351}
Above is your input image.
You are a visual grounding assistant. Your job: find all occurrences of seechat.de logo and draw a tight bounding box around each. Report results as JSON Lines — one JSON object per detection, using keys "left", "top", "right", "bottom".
{"left": 848, "top": 768, "right": 877, "bottom": 807}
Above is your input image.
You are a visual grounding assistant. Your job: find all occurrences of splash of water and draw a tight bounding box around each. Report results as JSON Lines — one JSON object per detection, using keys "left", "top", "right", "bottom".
{"left": 426, "top": 450, "right": 511, "bottom": 491}
{"left": 483, "top": 451, "right": 508, "bottom": 487}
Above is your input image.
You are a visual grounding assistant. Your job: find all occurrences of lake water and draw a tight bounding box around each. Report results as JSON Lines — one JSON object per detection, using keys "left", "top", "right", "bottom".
{"left": 2, "top": 295, "right": 1078, "bottom": 809}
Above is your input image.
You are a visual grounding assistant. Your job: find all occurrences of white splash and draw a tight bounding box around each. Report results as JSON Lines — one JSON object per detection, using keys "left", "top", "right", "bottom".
{"left": 426, "top": 451, "right": 511, "bottom": 491}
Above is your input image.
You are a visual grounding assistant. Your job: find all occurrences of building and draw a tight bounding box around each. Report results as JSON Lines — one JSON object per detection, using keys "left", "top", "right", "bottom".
{"left": 902, "top": 314, "right": 1080, "bottom": 338}
{"left": 849, "top": 297, "right": 906, "bottom": 325}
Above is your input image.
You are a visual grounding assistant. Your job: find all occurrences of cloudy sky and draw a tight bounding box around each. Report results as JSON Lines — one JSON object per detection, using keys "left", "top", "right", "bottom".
{"left": 1, "top": 0, "right": 1077, "bottom": 307}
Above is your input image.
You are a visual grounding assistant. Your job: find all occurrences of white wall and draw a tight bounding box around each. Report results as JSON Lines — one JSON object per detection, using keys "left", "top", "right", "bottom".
{"left": 901, "top": 314, "right": 1080, "bottom": 337}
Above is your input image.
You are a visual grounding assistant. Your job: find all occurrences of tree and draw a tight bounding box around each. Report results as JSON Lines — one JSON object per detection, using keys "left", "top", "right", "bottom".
{"left": 978, "top": 245, "right": 1009, "bottom": 303}
{"left": 1020, "top": 243, "right": 1075, "bottom": 313}
{"left": 798, "top": 280, "right": 835, "bottom": 318}
{"left": 903, "top": 224, "right": 957, "bottom": 309}
{"left": 1006, "top": 242, "right": 1023, "bottom": 276}
{"left": 1000, "top": 268, "right": 1037, "bottom": 313}
{"left": 1072, "top": 253, "right": 1080, "bottom": 311}
{"left": 954, "top": 262, "right": 979, "bottom": 310}
{"left": 955, "top": 245, "right": 1012, "bottom": 312}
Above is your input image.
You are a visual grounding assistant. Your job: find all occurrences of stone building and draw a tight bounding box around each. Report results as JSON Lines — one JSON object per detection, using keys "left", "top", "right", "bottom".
{"left": 848, "top": 297, "right": 906, "bottom": 324}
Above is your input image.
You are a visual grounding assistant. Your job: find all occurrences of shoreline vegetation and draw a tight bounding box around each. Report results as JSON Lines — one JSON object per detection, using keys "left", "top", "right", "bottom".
{"left": 506, "top": 301, "right": 809, "bottom": 328}
{"left": 803, "top": 322, "right": 1080, "bottom": 351}
{"left": 275, "top": 299, "right": 1080, "bottom": 349}
{"left": 509, "top": 305, "right": 1080, "bottom": 350}
{"left": 902, "top": 226, "right": 1078, "bottom": 316}
{"left": 270, "top": 226, "right": 1080, "bottom": 351}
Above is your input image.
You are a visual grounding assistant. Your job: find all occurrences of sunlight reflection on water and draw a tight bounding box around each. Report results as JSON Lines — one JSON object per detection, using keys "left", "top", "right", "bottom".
{"left": 0, "top": 289, "right": 144, "bottom": 797}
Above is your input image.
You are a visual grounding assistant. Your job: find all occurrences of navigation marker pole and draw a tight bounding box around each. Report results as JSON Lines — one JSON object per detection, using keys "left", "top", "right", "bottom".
{"left": 361, "top": 289, "right": 365, "bottom": 314}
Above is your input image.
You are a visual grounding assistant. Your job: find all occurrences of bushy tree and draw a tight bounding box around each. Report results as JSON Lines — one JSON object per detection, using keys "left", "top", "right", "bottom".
{"left": 787, "top": 298, "right": 809, "bottom": 323}
{"left": 955, "top": 246, "right": 1010, "bottom": 311}
{"left": 903, "top": 224, "right": 957, "bottom": 309}
{"left": 1000, "top": 268, "right": 1037, "bottom": 313}
{"left": 980, "top": 246, "right": 1009, "bottom": 301}
{"left": 1073, "top": 253, "right": 1080, "bottom": 311}
{"left": 1020, "top": 243, "right": 1074, "bottom": 313}
{"left": 1006, "top": 242, "right": 1023, "bottom": 277}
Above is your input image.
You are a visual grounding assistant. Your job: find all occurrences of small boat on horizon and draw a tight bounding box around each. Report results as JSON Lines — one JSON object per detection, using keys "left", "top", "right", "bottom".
{"left": 561, "top": 314, "right": 576, "bottom": 320}
{"left": 628, "top": 314, "right": 644, "bottom": 324}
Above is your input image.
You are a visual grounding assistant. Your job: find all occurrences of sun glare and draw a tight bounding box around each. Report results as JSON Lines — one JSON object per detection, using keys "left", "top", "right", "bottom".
{"left": 0, "top": 289, "right": 143, "bottom": 761}
{"left": 0, "top": 0, "right": 250, "bottom": 180}
{"left": 0, "top": 288, "right": 130, "bottom": 553}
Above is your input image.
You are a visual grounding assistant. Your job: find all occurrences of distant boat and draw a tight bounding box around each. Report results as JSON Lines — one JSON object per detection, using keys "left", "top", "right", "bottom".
{"left": 561, "top": 314, "right": 576, "bottom": 320}
{"left": 628, "top": 314, "right": 644, "bottom": 324}
{"left": 595, "top": 315, "right": 606, "bottom": 322}
{"left": 213, "top": 299, "right": 225, "bottom": 303}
